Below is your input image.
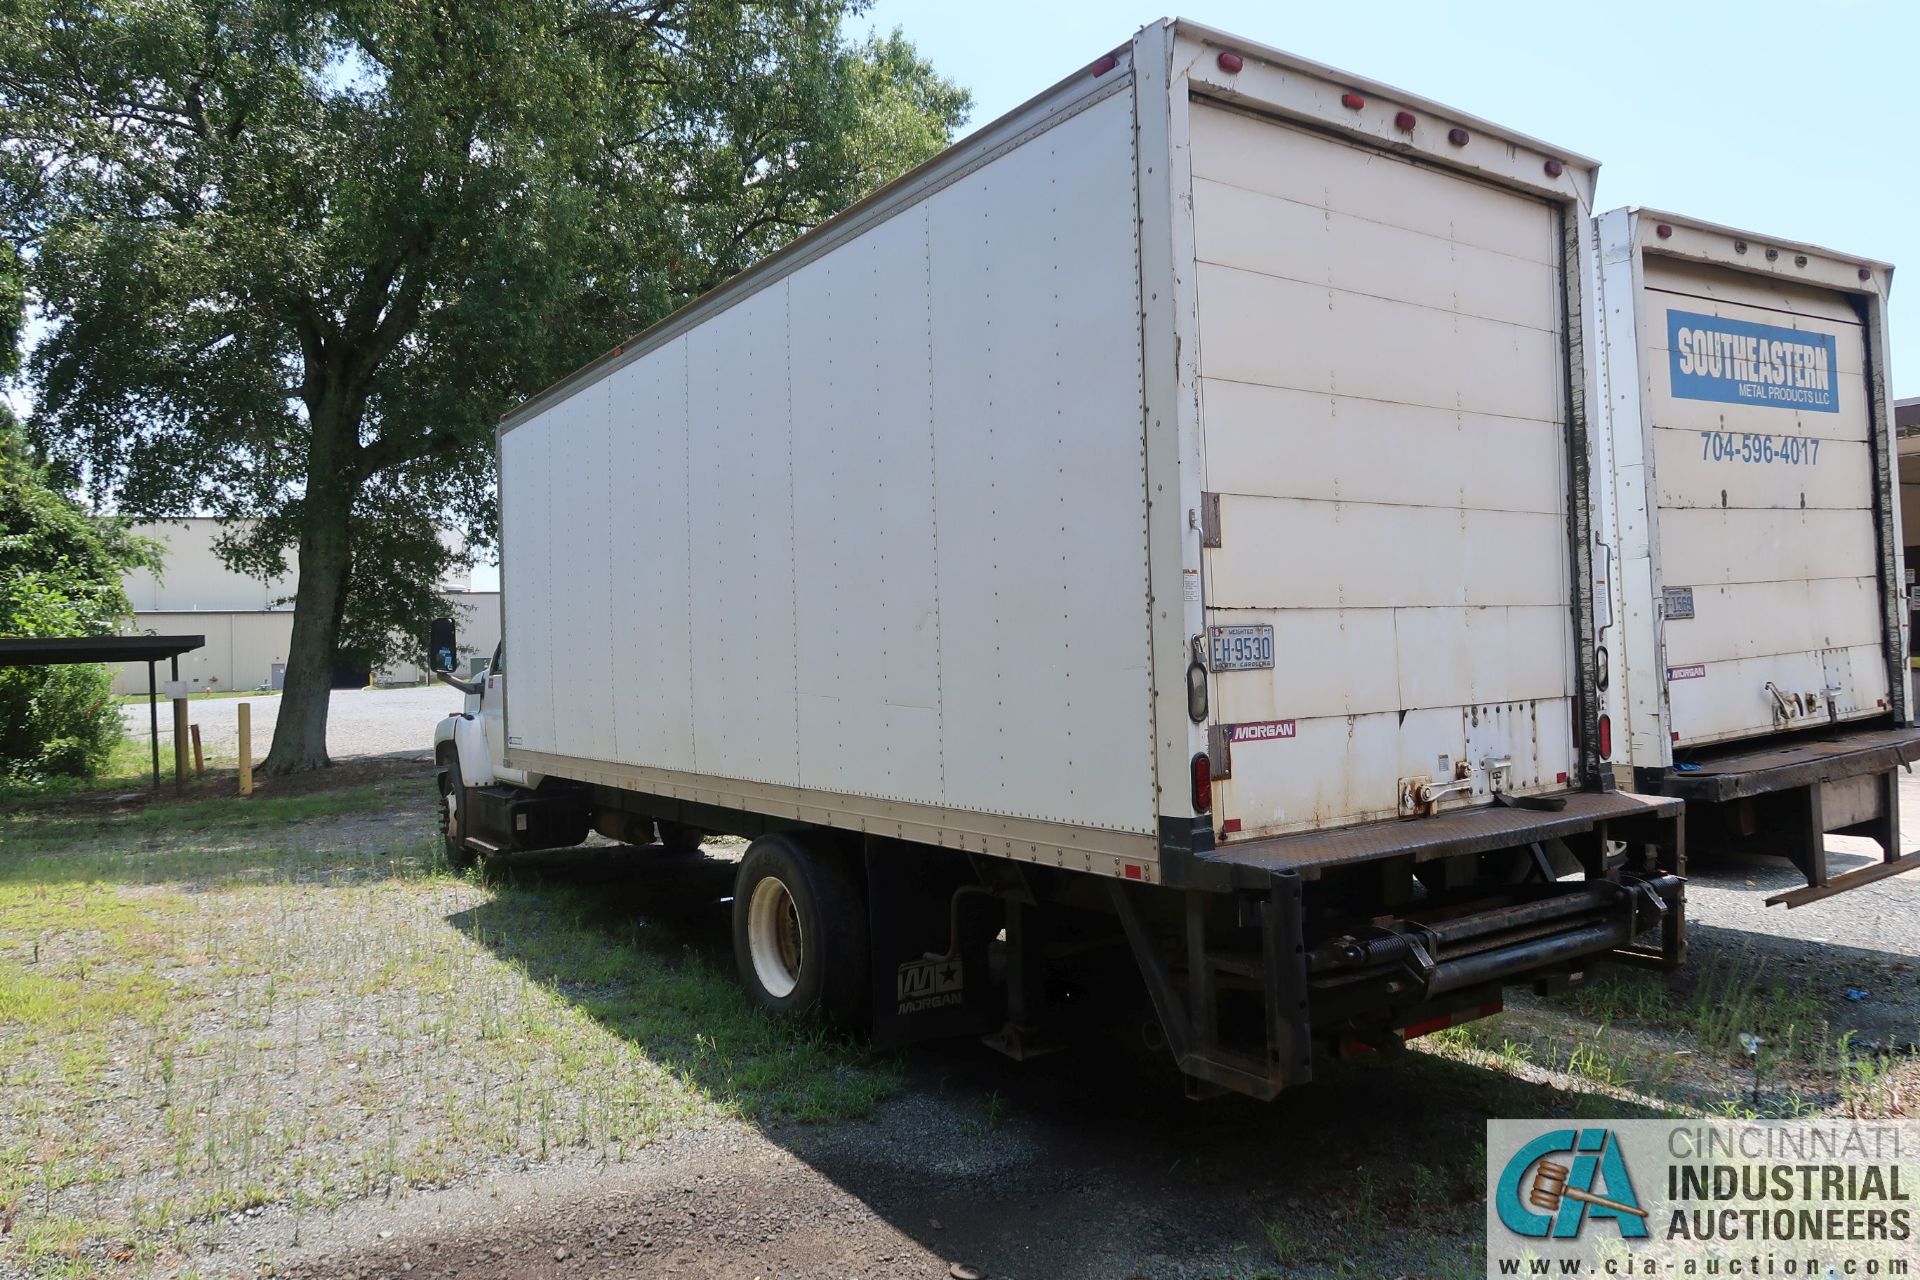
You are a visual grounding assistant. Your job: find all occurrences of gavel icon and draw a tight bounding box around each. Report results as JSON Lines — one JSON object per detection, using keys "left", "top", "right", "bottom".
{"left": 1528, "top": 1160, "right": 1649, "bottom": 1219}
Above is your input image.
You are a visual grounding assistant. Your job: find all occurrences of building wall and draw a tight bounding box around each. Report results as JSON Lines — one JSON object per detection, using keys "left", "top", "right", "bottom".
{"left": 111, "top": 611, "right": 294, "bottom": 695}
{"left": 374, "top": 592, "right": 502, "bottom": 684}
{"left": 123, "top": 520, "right": 296, "bottom": 612}
{"left": 112, "top": 518, "right": 497, "bottom": 692}
{"left": 111, "top": 593, "right": 502, "bottom": 694}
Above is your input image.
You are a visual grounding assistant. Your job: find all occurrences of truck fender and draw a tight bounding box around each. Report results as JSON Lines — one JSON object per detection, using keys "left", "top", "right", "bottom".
{"left": 451, "top": 713, "right": 496, "bottom": 787}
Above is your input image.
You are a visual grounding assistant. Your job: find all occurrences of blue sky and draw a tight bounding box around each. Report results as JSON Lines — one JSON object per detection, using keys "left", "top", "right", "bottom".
{"left": 850, "top": 0, "right": 1920, "bottom": 397}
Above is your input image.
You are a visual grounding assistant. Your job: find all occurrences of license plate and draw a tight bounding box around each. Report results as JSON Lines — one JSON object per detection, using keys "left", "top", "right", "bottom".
{"left": 1209, "top": 624, "right": 1274, "bottom": 671}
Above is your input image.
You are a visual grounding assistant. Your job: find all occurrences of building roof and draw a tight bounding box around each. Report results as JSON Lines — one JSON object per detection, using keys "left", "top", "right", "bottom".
{"left": 1897, "top": 397, "right": 1920, "bottom": 437}
{"left": 0, "top": 635, "right": 205, "bottom": 666}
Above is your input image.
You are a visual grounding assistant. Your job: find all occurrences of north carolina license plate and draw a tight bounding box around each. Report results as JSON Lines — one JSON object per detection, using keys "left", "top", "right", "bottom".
{"left": 1209, "top": 624, "right": 1274, "bottom": 671}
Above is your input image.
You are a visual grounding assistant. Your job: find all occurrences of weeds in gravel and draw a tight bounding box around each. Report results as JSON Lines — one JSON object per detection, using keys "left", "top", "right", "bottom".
{"left": 1421, "top": 948, "right": 1918, "bottom": 1124}
{"left": 0, "top": 767, "right": 897, "bottom": 1277}
{"left": 1560, "top": 950, "right": 1824, "bottom": 1063}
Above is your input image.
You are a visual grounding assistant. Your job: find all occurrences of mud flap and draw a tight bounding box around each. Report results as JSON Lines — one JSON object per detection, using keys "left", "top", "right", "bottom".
{"left": 864, "top": 839, "right": 1002, "bottom": 1048}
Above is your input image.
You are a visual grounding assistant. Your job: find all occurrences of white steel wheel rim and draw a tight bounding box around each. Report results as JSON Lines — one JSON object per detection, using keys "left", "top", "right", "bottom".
{"left": 747, "top": 875, "right": 804, "bottom": 1000}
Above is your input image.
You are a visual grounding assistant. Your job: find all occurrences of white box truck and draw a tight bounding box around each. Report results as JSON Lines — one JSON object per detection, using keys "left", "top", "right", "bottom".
{"left": 433, "top": 20, "right": 1683, "bottom": 1099}
{"left": 1592, "top": 208, "right": 1918, "bottom": 908}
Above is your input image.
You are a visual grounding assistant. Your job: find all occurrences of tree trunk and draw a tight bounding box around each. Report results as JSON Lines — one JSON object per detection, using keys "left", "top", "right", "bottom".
{"left": 260, "top": 400, "right": 359, "bottom": 775}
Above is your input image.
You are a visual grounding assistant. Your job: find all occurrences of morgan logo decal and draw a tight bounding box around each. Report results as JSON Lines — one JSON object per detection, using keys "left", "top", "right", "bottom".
{"left": 1228, "top": 720, "right": 1296, "bottom": 743}
{"left": 1666, "top": 664, "right": 1706, "bottom": 681}
{"left": 896, "top": 956, "right": 963, "bottom": 1015}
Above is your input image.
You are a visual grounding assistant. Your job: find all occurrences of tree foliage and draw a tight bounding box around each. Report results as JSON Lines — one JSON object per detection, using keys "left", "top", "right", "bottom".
{"left": 1, "top": 0, "right": 969, "bottom": 770}
{"left": 0, "top": 244, "right": 161, "bottom": 777}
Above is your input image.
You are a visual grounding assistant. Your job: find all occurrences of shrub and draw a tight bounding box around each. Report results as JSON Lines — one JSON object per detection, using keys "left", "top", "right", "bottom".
{"left": 0, "top": 423, "right": 159, "bottom": 779}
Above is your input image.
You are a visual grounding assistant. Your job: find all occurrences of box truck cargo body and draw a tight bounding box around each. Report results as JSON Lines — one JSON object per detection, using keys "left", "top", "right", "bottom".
{"left": 1592, "top": 208, "right": 1919, "bottom": 907}
{"left": 435, "top": 21, "right": 1683, "bottom": 1099}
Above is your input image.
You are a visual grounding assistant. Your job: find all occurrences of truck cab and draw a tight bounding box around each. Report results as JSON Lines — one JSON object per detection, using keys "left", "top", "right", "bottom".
{"left": 433, "top": 639, "right": 698, "bottom": 867}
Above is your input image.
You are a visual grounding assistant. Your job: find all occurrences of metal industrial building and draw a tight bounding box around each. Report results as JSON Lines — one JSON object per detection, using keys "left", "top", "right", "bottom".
{"left": 110, "top": 518, "right": 500, "bottom": 694}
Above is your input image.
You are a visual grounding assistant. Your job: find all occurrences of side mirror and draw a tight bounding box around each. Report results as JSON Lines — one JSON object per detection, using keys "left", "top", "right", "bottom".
{"left": 428, "top": 618, "right": 457, "bottom": 674}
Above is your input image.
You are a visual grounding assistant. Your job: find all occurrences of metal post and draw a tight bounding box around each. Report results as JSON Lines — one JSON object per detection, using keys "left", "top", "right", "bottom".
{"left": 147, "top": 660, "right": 160, "bottom": 789}
{"left": 237, "top": 702, "right": 253, "bottom": 797}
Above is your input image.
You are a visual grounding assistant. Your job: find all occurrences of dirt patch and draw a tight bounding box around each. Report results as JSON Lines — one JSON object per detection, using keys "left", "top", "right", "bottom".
{"left": 5, "top": 756, "right": 429, "bottom": 821}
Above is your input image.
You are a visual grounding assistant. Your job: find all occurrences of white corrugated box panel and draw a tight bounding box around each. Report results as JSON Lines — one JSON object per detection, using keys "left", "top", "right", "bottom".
{"left": 500, "top": 88, "right": 1157, "bottom": 836}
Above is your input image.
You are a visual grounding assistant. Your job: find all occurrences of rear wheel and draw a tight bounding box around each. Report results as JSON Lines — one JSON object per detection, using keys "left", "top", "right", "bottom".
{"left": 731, "top": 834, "right": 868, "bottom": 1025}
{"left": 438, "top": 757, "right": 479, "bottom": 872}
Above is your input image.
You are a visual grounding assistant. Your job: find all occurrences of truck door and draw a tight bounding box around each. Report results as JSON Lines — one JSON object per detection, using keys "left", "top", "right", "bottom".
{"left": 1640, "top": 258, "right": 1887, "bottom": 748}
{"left": 1189, "top": 101, "right": 1579, "bottom": 839}
{"left": 482, "top": 640, "right": 529, "bottom": 787}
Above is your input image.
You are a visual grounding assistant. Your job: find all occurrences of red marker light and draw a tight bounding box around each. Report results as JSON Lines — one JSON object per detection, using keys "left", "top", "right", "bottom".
{"left": 1655, "top": 224, "right": 1674, "bottom": 239}
{"left": 1447, "top": 127, "right": 1469, "bottom": 146}
{"left": 1597, "top": 714, "right": 1613, "bottom": 759}
{"left": 1860, "top": 267, "right": 1873, "bottom": 281}
{"left": 1090, "top": 53, "right": 1117, "bottom": 77}
{"left": 1190, "top": 752, "right": 1212, "bottom": 814}
{"left": 1543, "top": 159, "right": 1564, "bottom": 178}
{"left": 1394, "top": 110, "right": 1416, "bottom": 131}
{"left": 1341, "top": 92, "right": 1365, "bottom": 110}
{"left": 1216, "top": 50, "right": 1244, "bottom": 74}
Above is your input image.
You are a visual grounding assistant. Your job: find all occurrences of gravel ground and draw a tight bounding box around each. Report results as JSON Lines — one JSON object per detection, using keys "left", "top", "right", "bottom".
{"left": 1683, "top": 766, "right": 1920, "bottom": 960}
{"left": 121, "top": 684, "right": 461, "bottom": 763}
{"left": 47, "top": 725, "right": 1917, "bottom": 1279}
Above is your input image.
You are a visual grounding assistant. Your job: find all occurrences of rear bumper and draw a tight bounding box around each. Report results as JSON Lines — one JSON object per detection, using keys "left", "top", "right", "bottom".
{"left": 1197, "top": 789, "right": 1682, "bottom": 883}
{"left": 1652, "top": 724, "right": 1920, "bottom": 803}
{"left": 1118, "top": 789, "right": 1689, "bottom": 1099}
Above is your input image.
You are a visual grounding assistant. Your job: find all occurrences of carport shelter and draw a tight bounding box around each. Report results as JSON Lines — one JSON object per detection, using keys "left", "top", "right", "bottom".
{"left": 0, "top": 634, "right": 205, "bottom": 789}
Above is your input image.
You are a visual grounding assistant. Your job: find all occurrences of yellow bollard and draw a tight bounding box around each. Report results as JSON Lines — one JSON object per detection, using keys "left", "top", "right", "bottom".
{"left": 238, "top": 702, "right": 253, "bottom": 797}
{"left": 172, "top": 697, "right": 188, "bottom": 791}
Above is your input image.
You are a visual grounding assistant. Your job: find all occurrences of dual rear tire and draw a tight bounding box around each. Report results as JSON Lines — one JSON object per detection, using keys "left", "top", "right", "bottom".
{"left": 731, "top": 834, "right": 869, "bottom": 1026}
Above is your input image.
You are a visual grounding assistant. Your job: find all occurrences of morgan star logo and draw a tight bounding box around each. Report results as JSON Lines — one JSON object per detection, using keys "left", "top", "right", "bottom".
{"left": 1495, "top": 1128, "right": 1650, "bottom": 1240}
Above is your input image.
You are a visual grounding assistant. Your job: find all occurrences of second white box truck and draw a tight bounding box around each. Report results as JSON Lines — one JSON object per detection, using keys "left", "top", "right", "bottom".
{"left": 432, "top": 20, "right": 1683, "bottom": 1098}
{"left": 1592, "top": 208, "right": 1918, "bottom": 908}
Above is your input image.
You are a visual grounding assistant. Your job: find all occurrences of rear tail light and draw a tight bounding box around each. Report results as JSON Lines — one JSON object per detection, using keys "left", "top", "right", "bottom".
{"left": 1597, "top": 714, "right": 1613, "bottom": 760}
{"left": 1191, "top": 752, "right": 1212, "bottom": 814}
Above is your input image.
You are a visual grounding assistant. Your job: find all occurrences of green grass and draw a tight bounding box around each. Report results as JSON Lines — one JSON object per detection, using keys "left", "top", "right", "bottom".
{"left": 0, "top": 767, "right": 897, "bottom": 1277}
{"left": 0, "top": 734, "right": 155, "bottom": 807}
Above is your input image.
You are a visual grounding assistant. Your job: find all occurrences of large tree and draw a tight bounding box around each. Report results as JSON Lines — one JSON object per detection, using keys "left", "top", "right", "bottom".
{"left": 1, "top": 0, "right": 968, "bottom": 771}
